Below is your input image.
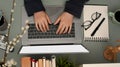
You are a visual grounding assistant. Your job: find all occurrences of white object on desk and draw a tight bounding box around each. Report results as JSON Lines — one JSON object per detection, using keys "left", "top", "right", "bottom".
{"left": 83, "top": 5, "right": 109, "bottom": 41}
{"left": 19, "top": 45, "right": 89, "bottom": 54}
{"left": 80, "top": 63, "right": 120, "bottom": 67}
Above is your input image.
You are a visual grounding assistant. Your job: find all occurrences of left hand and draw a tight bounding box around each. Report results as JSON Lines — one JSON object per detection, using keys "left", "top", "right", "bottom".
{"left": 54, "top": 12, "right": 74, "bottom": 34}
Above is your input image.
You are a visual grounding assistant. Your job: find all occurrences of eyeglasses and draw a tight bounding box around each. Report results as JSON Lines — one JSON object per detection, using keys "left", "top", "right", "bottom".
{"left": 82, "top": 12, "right": 101, "bottom": 30}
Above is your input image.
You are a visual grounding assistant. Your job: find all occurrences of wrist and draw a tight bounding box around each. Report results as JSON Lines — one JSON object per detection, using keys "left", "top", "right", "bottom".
{"left": 63, "top": 12, "right": 74, "bottom": 18}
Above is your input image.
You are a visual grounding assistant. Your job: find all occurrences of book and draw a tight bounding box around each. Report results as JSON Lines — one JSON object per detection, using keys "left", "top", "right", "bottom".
{"left": 46, "top": 59, "right": 50, "bottom": 67}
{"left": 21, "top": 56, "right": 57, "bottom": 67}
{"left": 51, "top": 55, "right": 56, "bottom": 67}
{"left": 49, "top": 60, "right": 52, "bottom": 67}
{"left": 42, "top": 57, "right": 46, "bottom": 67}
{"left": 38, "top": 59, "right": 43, "bottom": 67}
{"left": 32, "top": 59, "right": 36, "bottom": 67}
{"left": 83, "top": 5, "right": 109, "bottom": 42}
{"left": 21, "top": 57, "right": 32, "bottom": 67}
{"left": 36, "top": 61, "right": 38, "bottom": 67}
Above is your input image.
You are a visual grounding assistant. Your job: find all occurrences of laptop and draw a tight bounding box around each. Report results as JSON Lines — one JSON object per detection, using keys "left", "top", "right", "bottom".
{"left": 20, "top": 5, "right": 89, "bottom": 54}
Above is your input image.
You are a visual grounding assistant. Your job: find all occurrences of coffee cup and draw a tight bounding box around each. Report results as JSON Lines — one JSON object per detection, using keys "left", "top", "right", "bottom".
{"left": 0, "top": 10, "right": 8, "bottom": 31}
{"left": 109, "top": 9, "right": 120, "bottom": 25}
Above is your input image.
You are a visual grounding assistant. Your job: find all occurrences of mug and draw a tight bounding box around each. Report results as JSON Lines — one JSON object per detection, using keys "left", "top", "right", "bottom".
{"left": 0, "top": 10, "right": 8, "bottom": 31}
{"left": 109, "top": 9, "right": 120, "bottom": 25}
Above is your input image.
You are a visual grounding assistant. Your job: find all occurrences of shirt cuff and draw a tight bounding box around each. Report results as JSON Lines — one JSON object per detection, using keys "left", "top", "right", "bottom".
{"left": 24, "top": 0, "right": 45, "bottom": 16}
{"left": 64, "top": 0, "right": 89, "bottom": 18}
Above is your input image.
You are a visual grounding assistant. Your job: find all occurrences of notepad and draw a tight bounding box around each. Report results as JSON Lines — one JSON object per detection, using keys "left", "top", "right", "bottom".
{"left": 83, "top": 5, "right": 109, "bottom": 42}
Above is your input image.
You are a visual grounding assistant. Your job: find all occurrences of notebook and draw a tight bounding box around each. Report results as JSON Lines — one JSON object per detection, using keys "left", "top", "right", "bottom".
{"left": 83, "top": 5, "right": 109, "bottom": 42}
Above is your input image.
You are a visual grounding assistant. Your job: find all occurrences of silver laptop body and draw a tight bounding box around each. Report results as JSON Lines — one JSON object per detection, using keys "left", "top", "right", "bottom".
{"left": 22, "top": 5, "right": 83, "bottom": 45}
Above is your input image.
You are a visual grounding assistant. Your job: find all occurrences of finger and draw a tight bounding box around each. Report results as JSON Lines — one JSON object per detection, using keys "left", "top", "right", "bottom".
{"left": 39, "top": 22, "right": 44, "bottom": 32}
{"left": 37, "top": 19, "right": 43, "bottom": 31}
{"left": 68, "top": 25, "right": 72, "bottom": 34}
{"left": 63, "top": 26, "right": 68, "bottom": 34}
{"left": 59, "top": 26, "right": 66, "bottom": 34}
{"left": 56, "top": 24, "right": 63, "bottom": 34}
{"left": 44, "top": 21, "right": 49, "bottom": 31}
{"left": 54, "top": 18, "right": 60, "bottom": 25}
{"left": 46, "top": 15, "right": 52, "bottom": 24}
{"left": 42, "top": 21, "right": 47, "bottom": 32}
{"left": 35, "top": 22, "right": 39, "bottom": 31}
{"left": 44, "top": 19, "right": 49, "bottom": 32}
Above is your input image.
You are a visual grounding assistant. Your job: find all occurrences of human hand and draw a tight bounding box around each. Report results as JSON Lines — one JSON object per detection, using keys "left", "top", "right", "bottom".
{"left": 54, "top": 12, "right": 74, "bottom": 34}
{"left": 34, "top": 11, "right": 51, "bottom": 32}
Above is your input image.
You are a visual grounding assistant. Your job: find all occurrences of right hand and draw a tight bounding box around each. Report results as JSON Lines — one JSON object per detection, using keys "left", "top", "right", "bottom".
{"left": 34, "top": 11, "right": 51, "bottom": 32}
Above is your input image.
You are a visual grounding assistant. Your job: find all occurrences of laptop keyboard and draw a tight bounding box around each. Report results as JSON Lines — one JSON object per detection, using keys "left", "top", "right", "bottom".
{"left": 28, "top": 24, "right": 75, "bottom": 39}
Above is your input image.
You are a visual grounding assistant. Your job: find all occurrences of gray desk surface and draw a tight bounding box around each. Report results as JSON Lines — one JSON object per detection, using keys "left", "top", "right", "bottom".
{"left": 0, "top": 0, "right": 120, "bottom": 67}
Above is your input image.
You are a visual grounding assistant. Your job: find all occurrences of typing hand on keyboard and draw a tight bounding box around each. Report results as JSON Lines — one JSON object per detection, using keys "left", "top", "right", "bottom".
{"left": 54, "top": 12, "right": 74, "bottom": 34}
{"left": 34, "top": 11, "right": 73, "bottom": 34}
{"left": 28, "top": 24, "right": 75, "bottom": 39}
{"left": 34, "top": 11, "right": 52, "bottom": 32}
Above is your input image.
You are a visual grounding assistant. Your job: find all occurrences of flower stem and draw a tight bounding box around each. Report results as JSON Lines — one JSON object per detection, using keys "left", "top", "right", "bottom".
{"left": 3, "top": 0, "right": 16, "bottom": 63}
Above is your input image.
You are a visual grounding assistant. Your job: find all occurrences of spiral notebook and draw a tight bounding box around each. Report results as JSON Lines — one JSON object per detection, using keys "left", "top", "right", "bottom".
{"left": 83, "top": 5, "right": 109, "bottom": 42}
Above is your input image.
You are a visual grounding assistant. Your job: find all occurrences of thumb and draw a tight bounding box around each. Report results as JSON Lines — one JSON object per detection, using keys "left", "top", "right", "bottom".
{"left": 54, "top": 18, "right": 60, "bottom": 25}
{"left": 46, "top": 15, "right": 52, "bottom": 24}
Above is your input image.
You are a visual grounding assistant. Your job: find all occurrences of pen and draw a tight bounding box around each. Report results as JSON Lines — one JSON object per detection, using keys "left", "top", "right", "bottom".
{"left": 91, "top": 18, "right": 105, "bottom": 36}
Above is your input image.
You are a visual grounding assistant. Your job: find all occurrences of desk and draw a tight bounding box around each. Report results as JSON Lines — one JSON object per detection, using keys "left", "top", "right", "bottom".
{"left": 0, "top": 0, "right": 120, "bottom": 67}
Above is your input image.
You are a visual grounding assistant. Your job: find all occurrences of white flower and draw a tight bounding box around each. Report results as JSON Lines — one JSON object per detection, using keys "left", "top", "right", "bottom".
{"left": 16, "top": 40, "right": 20, "bottom": 43}
{"left": 19, "top": 35, "right": 23, "bottom": 38}
{"left": 10, "top": 59, "right": 17, "bottom": 65}
{"left": 14, "top": 3, "right": 16, "bottom": 6}
{"left": 7, "top": 24, "right": 11, "bottom": 29}
{"left": 6, "top": 45, "right": 11, "bottom": 53}
{"left": 11, "top": 18, "right": 14, "bottom": 21}
{"left": 9, "top": 46, "right": 14, "bottom": 52}
{"left": 23, "top": 30, "right": 27, "bottom": 34}
{"left": 12, "top": 42, "right": 16, "bottom": 46}
{"left": 21, "top": 27, "right": 25, "bottom": 31}
{"left": 11, "top": 9, "right": 14, "bottom": 13}
{"left": 13, "top": 38, "right": 17, "bottom": 42}
{"left": 5, "top": 34, "right": 8, "bottom": 36}
{"left": 3, "top": 59, "right": 17, "bottom": 67}
{"left": 9, "top": 41, "right": 12, "bottom": 44}
{"left": 25, "top": 20, "right": 29, "bottom": 24}
{"left": 25, "top": 25, "right": 29, "bottom": 29}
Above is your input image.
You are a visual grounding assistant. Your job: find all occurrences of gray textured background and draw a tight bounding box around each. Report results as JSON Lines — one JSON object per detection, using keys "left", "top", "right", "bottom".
{"left": 0, "top": 0, "right": 120, "bottom": 67}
